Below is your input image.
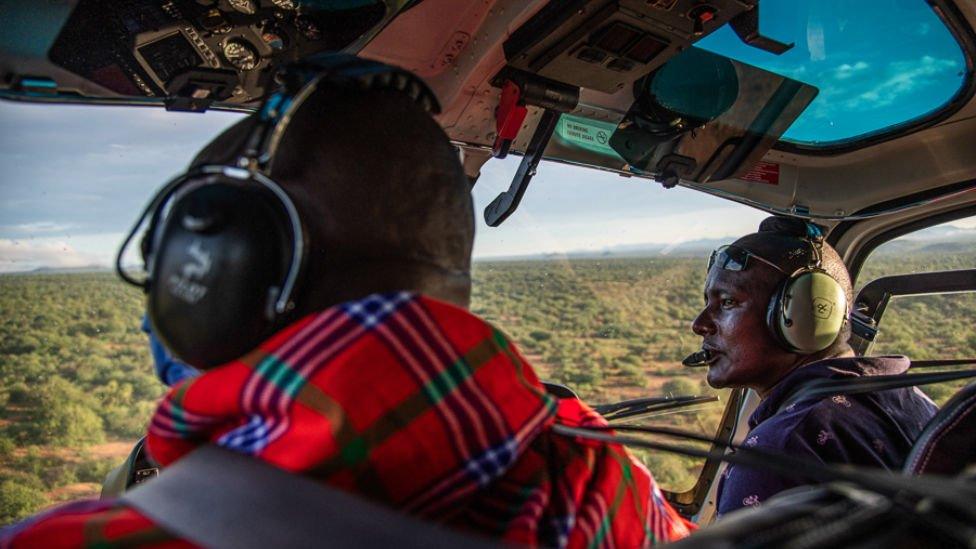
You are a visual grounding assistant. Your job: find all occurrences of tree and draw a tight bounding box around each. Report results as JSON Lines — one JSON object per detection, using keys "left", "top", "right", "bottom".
{"left": 1, "top": 479, "right": 47, "bottom": 525}
{"left": 662, "top": 377, "right": 698, "bottom": 397}
{"left": 12, "top": 378, "right": 105, "bottom": 446}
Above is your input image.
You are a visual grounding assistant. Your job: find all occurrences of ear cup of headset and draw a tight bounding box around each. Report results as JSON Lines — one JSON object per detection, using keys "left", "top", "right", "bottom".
{"left": 147, "top": 181, "right": 295, "bottom": 369}
{"left": 767, "top": 270, "right": 848, "bottom": 354}
{"left": 117, "top": 54, "right": 439, "bottom": 371}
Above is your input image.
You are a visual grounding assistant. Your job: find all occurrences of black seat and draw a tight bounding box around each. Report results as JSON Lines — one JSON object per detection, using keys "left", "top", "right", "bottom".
{"left": 903, "top": 381, "right": 976, "bottom": 475}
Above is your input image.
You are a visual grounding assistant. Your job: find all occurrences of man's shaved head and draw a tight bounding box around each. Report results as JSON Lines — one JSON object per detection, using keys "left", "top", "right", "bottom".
{"left": 191, "top": 84, "right": 474, "bottom": 313}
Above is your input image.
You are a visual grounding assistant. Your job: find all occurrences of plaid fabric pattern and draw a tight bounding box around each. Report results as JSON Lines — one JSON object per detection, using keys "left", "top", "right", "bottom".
{"left": 2, "top": 293, "right": 692, "bottom": 548}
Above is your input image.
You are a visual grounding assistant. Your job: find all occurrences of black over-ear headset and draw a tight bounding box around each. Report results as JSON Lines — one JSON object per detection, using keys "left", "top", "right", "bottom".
{"left": 765, "top": 224, "right": 849, "bottom": 354}
{"left": 117, "top": 54, "right": 440, "bottom": 368}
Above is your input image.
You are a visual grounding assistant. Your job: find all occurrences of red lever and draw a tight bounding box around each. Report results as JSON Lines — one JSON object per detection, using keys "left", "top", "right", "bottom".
{"left": 493, "top": 80, "right": 529, "bottom": 158}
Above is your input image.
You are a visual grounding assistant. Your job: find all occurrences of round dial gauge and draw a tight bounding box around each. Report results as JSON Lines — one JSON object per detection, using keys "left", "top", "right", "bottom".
{"left": 270, "top": 0, "right": 297, "bottom": 10}
{"left": 222, "top": 39, "right": 259, "bottom": 71}
{"left": 227, "top": 0, "right": 256, "bottom": 15}
{"left": 261, "top": 29, "right": 287, "bottom": 50}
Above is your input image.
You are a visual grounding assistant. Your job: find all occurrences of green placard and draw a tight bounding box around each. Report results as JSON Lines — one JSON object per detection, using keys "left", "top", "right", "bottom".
{"left": 555, "top": 115, "right": 622, "bottom": 159}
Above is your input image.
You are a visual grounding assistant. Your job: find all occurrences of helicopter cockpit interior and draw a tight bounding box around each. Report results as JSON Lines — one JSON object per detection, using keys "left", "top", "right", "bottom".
{"left": 1, "top": 0, "right": 975, "bottom": 546}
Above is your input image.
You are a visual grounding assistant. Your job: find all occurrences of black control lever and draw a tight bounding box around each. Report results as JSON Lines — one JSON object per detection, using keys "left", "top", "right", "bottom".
{"left": 729, "top": 5, "right": 794, "bottom": 55}
{"left": 484, "top": 109, "right": 561, "bottom": 227}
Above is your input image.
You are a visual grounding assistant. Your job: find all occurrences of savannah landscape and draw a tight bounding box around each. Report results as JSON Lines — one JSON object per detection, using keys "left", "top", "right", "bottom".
{"left": 1, "top": 247, "right": 973, "bottom": 524}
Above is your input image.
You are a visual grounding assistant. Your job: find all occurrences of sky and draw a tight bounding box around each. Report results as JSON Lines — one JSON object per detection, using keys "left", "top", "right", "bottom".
{"left": 0, "top": 99, "right": 971, "bottom": 274}
{"left": 0, "top": 0, "right": 971, "bottom": 272}
{"left": 695, "top": 0, "right": 966, "bottom": 144}
{"left": 0, "top": 101, "right": 775, "bottom": 272}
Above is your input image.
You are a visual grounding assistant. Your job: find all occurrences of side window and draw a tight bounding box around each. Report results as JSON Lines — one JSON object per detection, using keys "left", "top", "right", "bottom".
{"left": 0, "top": 102, "right": 243, "bottom": 524}
{"left": 470, "top": 158, "right": 767, "bottom": 493}
{"left": 856, "top": 217, "right": 976, "bottom": 405}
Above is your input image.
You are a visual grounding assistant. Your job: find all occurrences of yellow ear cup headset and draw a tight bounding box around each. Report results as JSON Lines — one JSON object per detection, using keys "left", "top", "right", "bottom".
{"left": 764, "top": 224, "right": 849, "bottom": 354}
{"left": 116, "top": 54, "right": 440, "bottom": 368}
{"left": 707, "top": 222, "right": 849, "bottom": 355}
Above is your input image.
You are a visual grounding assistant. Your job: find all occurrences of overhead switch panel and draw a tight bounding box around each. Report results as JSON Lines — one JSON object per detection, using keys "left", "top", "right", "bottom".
{"left": 503, "top": 0, "right": 756, "bottom": 94}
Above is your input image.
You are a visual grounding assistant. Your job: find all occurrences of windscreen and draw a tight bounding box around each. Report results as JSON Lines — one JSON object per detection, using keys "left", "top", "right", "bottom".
{"left": 0, "top": 100, "right": 768, "bottom": 519}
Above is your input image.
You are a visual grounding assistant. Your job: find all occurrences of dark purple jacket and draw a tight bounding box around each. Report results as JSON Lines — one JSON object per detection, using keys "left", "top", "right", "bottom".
{"left": 716, "top": 356, "right": 937, "bottom": 516}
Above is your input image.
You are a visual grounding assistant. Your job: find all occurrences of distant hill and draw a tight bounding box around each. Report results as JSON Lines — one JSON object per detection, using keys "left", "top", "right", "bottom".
{"left": 871, "top": 226, "right": 976, "bottom": 255}
{"left": 478, "top": 237, "right": 731, "bottom": 262}
{"left": 33, "top": 265, "right": 110, "bottom": 274}
{"left": 901, "top": 224, "right": 976, "bottom": 241}
{"left": 0, "top": 265, "right": 112, "bottom": 276}
{"left": 478, "top": 225, "right": 976, "bottom": 262}
{"left": 4, "top": 226, "right": 971, "bottom": 269}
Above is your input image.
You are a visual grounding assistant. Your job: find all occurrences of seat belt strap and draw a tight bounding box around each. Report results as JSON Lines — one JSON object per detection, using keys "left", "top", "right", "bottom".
{"left": 780, "top": 368, "right": 976, "bottom": 412}
{"left": 121, "top": 445, "right": 497, "bottom": 549}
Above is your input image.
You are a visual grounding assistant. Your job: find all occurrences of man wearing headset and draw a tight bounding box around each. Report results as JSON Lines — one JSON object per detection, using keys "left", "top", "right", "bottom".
{"left": 1, "top": 56, "right": 691, "bottom": 547}
{"left": 691, "top": 216, "right": 937, "bottom": 517}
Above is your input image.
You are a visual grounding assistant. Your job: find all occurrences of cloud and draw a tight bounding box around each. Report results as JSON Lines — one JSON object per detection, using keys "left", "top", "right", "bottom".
{"left": 841, "top": 56, "right": 959, "bottom": 110}
{"left": 0, "top": 239, "right": 101, "bottom": 272}
{"left": 0, "top": 102, "right": 244, "bottom": 237}
{"left": 0, "top": 221, "right": 77, "bottom": 235}
{"left": 948, "top": 218, "right": 976, "bottom": 230}
{"left": 0, "top": 233, "right": 123, "bottom": 273}
{"left": 784, "top": 53, "right": 963, "bottom": 141}
{"left": 833, "top": 61, "right": 869, "bottom": 80}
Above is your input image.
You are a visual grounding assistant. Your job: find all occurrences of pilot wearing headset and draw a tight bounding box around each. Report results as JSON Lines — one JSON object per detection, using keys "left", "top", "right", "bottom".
{"left": 690, "top": 216, "right": 938, "bottom": 517}
{"left": 1, "top": 55, "right": 692, "bottom": 548}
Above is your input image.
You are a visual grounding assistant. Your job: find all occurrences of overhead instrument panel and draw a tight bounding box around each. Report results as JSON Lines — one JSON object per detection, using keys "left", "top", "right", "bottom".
{"left": 480, "top": 0, "right": 804, "bottom": 226}
{"left": 45, "top": 0, "right": 388, "bottom": 110}
{"left": 502, "top": 0, "right": 769, "bottom": 95}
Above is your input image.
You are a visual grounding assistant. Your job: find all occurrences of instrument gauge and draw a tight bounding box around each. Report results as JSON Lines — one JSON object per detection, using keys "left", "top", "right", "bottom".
{"left": 270, "top": 0, "right": 297, "bottom": 10}
{"left": 227, "top": 0, "right": 257, "bottom": 14}
{"left": 221, "top": 39, "right": 259, "bottom": 70}
{"left": 261, "top": 29, "right": 287, "bottom": 50}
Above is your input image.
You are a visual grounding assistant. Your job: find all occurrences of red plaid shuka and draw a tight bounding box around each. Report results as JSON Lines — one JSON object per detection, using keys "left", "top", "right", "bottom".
{"left": 2, "top": 293, "right": 693, "bottom": 548}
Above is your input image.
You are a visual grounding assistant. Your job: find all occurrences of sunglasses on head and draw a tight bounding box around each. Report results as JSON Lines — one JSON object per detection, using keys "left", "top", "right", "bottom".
{"left": 707, "top": 245, "right": 786, "bottom": 274}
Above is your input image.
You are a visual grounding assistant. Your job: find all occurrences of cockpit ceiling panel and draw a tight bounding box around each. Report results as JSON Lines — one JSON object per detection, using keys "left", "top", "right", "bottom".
{"left": 502, "top": 0, "right": 757, "bottom": 94}
{"left": 0, "top": 0, "right": 395, "bottom": 108}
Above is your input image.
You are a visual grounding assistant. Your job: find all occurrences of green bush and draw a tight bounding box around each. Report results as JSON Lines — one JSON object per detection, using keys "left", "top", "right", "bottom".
{"left": 9, "top": 378, "right": 105, "bottom": 446}
{"left": 662, "top": 377, "right": 698, "bottom": 397}
{"left": 0, "top": 479, "right": 47, "bottom": 525}
{"left": 6, "top": 382, "right": 31, "bottom": 405}
{"left": 0, "top": 256, "right": 972, "bottom": 512}
{"left": 0, "top": 437, "right": 15, "bottom": 458}
{"left": 77, "top": 457, "right": 116, "bottom": 485}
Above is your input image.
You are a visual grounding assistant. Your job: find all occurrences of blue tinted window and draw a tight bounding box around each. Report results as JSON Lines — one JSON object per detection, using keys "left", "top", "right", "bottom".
{"left": 696, "top": 0, "right": 967, "bottom": 145}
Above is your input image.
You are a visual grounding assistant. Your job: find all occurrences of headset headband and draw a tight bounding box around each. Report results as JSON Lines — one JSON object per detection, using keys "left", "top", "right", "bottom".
{"left": 240, "top": 54, "right": 441, "bottom": 172}
{"left": 116, "top": 54, "right": 441, "bottom": 294}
